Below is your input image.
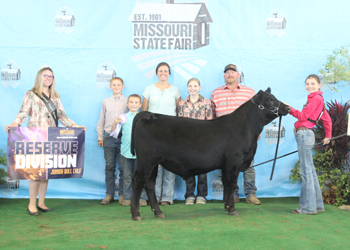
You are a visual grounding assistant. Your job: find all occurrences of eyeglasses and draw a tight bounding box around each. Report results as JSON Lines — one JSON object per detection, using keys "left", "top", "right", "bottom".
{"left": 43, "top": 74, "right": 54, "bottom": 79}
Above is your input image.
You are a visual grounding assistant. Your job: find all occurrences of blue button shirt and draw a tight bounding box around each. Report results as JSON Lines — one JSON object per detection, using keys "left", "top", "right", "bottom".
{"left": 120, "top": 112, "right": 138, "bottom": 159}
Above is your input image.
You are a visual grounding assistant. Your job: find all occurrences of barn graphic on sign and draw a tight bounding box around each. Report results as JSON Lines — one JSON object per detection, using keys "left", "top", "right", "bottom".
{"left": 96, "top": 62, "right": 117, "bottom": 89}
{"left": 54, "top": 7, "right": 75, "bottom": 34}
{"left": 266, "top": 9, "right": 287, "bottom": 37}
{"left": 1, "top": 60, "right": 21, "bottom": 88}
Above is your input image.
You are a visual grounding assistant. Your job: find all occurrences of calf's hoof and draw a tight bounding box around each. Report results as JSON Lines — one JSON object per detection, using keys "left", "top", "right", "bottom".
{"left": 132, "top": 216, "right": 143, "bottom": 221}
{"left": 229, "top": 211, "right": 239, "bottom": 216}
{"left": 155, "top": 213, "right": 165, "bottom": 218}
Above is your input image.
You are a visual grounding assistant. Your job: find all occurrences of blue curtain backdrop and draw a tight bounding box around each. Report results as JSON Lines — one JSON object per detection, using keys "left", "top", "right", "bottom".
{"left": 1, "top": 0, "right": 350, "bottom": 200}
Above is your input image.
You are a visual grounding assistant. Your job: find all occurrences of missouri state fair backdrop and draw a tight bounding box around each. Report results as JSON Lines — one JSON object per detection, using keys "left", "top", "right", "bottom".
{"left": 1, "top": 0, "right": 350, "bottom": 200}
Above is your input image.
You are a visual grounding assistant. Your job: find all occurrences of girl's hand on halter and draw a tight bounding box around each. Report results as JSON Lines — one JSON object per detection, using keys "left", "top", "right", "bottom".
{"left": 323, "top": 137, "right": 331, "bottom": 145}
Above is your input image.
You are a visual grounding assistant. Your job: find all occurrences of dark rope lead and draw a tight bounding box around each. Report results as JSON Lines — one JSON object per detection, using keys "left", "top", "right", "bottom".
{"left": 270, "top": 115, "right": 282, "bottom": 180}
{"left": 254, "top": 132, "right": 347, "bottom": 176}
{"left": 253, "top": 150, "right": 298, "bottom": 168}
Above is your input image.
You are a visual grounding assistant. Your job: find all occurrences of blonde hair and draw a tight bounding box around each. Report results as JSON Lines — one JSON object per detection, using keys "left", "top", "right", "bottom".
{"left": 187, "top": 78, "right": 200, "bottom": 86}
{"left": 31, "top": 67, "right": 60, "bottom": 98}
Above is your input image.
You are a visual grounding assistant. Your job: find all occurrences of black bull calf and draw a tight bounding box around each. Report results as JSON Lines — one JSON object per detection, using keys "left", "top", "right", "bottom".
{"left": 130, "top": 88, "right": 290, "bottom": 220}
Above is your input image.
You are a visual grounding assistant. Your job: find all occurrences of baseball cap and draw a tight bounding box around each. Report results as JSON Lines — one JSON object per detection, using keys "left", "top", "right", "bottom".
{"left": 224, "top": 64, "right": 237, "bottom": 73}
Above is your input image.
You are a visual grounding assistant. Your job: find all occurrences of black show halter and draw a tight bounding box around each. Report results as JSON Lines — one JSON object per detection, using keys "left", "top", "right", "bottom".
{"left": 250, "top": 96, "right": 281, "bottom": 116}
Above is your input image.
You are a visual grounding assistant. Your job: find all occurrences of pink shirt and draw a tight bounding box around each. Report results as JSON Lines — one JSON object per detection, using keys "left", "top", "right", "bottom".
{"left": 210, "top": 83, "right": 256, "bottom": 118}
{"left": 96, "top": 95, "right": 128, "bottom": 141}
{"left": 289, "top": 91, "right": 332, "bottom": 138}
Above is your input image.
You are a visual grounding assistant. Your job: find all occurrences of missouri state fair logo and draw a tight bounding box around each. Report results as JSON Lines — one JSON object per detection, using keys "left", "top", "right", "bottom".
{"left": 211, "top": 171, "right": 223, "bottom": 199}
{"left": 266, "top": 9, "right": 287, "bottom": 37}
{"left": 96, "top": 62, "right": 117, "bottom": 89}
{"left": 232, "top": 63, "right": 245, "bottom": 84}
{"left": 1, "top": 60, "right": 21, "bottom": 88}
{"left": 129, "top": 1, "right": 212, "bottom": 50}
{"left": 128, "top": 0, "right": 213, "bottom": 81}
{"left": 0, "top": 178, "right": 20, "bottom": 197}
{"left": 265, "top": 120, "right": 286, "bottom": 145}
{"left": 54, "top": 7, "right": 75, "bottom": 34}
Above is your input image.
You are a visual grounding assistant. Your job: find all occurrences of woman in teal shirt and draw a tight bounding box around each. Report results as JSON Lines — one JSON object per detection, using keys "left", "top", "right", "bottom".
{"left": 142, "top": 62, "right": 181, "bottom": 205}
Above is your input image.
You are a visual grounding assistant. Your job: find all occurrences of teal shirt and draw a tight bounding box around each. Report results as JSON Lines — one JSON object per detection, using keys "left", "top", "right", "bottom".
{"left": 142, "top": 84, "right": 181, "bottom": 116}
{"left": 120, "top": 112, "right": 138, "bottom": 159}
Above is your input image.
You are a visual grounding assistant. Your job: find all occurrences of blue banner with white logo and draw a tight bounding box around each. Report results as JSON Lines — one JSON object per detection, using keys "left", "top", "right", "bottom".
{"left": 1, "top": 0, "right": 350, "bottom": 200}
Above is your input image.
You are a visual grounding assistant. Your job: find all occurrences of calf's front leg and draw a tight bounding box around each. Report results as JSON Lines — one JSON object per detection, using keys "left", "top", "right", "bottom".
{"left": 223, "top": 168, "right": 239, "bottom": 216}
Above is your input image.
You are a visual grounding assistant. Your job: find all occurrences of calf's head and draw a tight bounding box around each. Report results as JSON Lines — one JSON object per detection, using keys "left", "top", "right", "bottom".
{"left": 251, "top": 88, "right": 290, "bottom": 119}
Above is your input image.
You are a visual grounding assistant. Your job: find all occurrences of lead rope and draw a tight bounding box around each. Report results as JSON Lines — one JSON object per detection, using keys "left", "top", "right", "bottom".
{"left": 270, "top": 115, "right": 282, "bottom": 180}
{"left": 254, "top": 133, "right": 348, "bottom": 169}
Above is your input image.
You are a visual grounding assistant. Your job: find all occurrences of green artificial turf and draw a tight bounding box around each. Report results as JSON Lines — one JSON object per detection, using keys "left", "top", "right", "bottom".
{"left": 0, "top": 197, "right": 349, "bottom": 250}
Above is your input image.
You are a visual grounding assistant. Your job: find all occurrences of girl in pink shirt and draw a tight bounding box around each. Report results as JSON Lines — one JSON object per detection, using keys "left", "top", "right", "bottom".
{"left": 289, "top": 74, "right": 332, "bottom": 215}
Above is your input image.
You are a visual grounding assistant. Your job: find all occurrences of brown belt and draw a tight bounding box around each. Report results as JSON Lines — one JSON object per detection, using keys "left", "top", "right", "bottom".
{"left": 296, "top": 126, "right": 308, "bottom": 131}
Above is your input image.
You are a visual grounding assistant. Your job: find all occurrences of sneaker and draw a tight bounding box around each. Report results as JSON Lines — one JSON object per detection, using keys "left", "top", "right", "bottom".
{"left": 161, "top": 201, "right": 171, "bottom": 206}
{"left": 118, "top": 195, "right": 124, "bottom": 205}
{"left": 196, "top": 197, "right": 206, "bottom": 205}
{"left": 234, "top": 197, "right": 240, "bottom": 203}
{"left": 185, "top": 199, "right": 195, "bottom": 205}
{"left": 140, "top": 200, "right": 147, "bottom": 207}
{"left": 122, "top": 200, "right": 131, "bottom": 207}
{"left": 101, "top": 195, "right": 114, "bottom": 205}
{"left": 246, "top": 195, "right": 261, "bottom": 205}
{"left": 291, "top": 209, "right": 317, "bottom": 215}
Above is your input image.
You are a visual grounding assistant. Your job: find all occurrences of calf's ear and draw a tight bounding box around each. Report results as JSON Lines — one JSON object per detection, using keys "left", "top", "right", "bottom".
{"left": 265, "top": 87, "right": 271, "bottom": 93}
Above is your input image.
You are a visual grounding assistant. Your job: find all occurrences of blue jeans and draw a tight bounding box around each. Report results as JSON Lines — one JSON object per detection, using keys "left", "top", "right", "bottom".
{"left": 118, "top": 154, "right": 147, "bottom": 201}
{"left": 155, "top": 165, "right": 175, "bottom": 203}
{"left": 234, "top": 161, "right": 257, "bottom": 198}
{"left": 185, "top": 174, "right": 208, "bottom": 200}
{"left": 103, "top": 133, "right": 123, "bottom": 197}
{"left": 295, "top": 129, "right": 324, "bottom": 214}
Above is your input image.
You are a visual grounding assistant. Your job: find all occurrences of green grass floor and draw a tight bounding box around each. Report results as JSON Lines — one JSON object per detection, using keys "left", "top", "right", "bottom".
{"left": 0, "top": 197, "right": 349, "bottom": 250}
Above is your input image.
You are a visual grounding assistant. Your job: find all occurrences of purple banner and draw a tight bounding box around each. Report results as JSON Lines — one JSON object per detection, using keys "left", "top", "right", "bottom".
{"left": 7, "top": 127, "right": 85, "bottom": 180}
